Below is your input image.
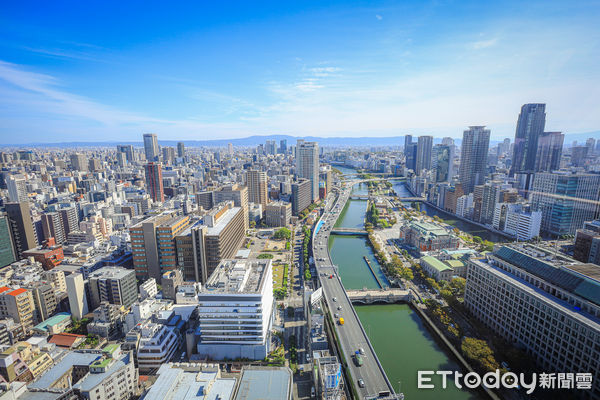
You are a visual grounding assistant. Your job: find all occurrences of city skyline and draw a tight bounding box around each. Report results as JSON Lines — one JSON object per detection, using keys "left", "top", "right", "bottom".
{"left": 1, "top": 1, "right": 599, "bottom": 143}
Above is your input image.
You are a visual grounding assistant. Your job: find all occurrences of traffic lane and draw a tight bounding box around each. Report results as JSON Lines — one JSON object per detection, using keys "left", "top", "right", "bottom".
{"left": 319, "top": 270, "right": 389, "bottom": 394}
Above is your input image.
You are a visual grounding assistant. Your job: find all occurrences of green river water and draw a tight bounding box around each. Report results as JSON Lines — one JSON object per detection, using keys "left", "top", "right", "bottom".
{"left": 327, "top": 169, "right": 481, "bottom": 399}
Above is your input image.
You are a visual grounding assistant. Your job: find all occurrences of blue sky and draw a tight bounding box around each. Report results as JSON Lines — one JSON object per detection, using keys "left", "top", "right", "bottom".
{"left": 0, "top": 0, "right": 599, "bottom": 143}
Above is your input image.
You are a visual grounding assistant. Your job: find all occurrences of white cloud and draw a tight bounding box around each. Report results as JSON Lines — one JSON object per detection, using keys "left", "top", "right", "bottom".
{"left": 470, "top": 38, "right": 498, "bottom": 50}
{"left": 376, "top": 14, "right": 383, "bottom": 20}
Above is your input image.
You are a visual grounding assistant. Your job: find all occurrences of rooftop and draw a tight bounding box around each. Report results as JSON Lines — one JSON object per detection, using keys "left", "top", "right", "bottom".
{"left": 493, "top": 244, "right": 600, "bottom": 307}
{"left": 205, "top": 206, "right": 242, "bottom": 236}
{"left": 204, "top": 259, "right": 270, "bottom": 294}
{"left": 234, "top": 367, "right": 291, "bottom": 400}
{"left": 89, "top": 266, "right": 134, "bottom": 280}
{"left": 421, "top": 256, "right": 452, "bottom": 272}
{"left": 33, "top": 313, "right": 71, "bottom": 332}
{"left": 28, "top": 351, "right": 100, "bottom": 390}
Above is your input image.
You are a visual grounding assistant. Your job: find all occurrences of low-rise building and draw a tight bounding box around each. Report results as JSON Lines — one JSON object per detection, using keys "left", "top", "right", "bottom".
{"left": 32, "top": 312, "right": 72, "bottom": 335}
{"left": 400, "top": 221, "right": 459, "bottom": 254}
{"left": 420, "top": 256, "right": 466, "bottom": 282}
{"left": 135, "top": 321, "right": 181, "bottom": 372}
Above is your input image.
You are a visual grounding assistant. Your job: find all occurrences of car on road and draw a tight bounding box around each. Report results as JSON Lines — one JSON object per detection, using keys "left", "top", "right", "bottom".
{"left": 334, "top": 313, "right": 339, "bottom": 318}
{"left": 359, "top": 347, "right": 365, "bottom": 355}
{"left": 332, "top": 297, "right": 337, "bottom": 302}
{"left": 358, "top": 379, "right": 365, "bottom": 388}
{"left": 337, "top": 306, "right": 342, "bottom": 310}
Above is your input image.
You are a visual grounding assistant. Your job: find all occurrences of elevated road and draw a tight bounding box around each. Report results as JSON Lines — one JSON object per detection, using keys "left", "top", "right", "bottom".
{"left": 312, "top": 180, "right": 401, "bottom": 400}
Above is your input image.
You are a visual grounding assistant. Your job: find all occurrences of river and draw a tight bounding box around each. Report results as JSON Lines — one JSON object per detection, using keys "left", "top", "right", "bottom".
{"left": 328, "top": 178, "right": 481, "bottom": 399}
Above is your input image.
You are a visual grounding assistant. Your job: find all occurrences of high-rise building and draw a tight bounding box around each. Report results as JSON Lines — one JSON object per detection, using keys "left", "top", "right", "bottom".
{"left": 117, "top": 144, "right": 134, "bottom": 162}
{"left": 0, "top": 287, "right": 35, "bottom": 338}
{"left": 296, "top": 141, "right": 320, "bottom": 202}
{"left": 247, "top": 170, "right": 268, "bottom": 209}
{"left": 492, "top": 203, "right": 541, "bottom": 240}
{"left": 59, "top": 207, "right": 79, "bottom": 238}
{"left": 466, "top": 244, "right": 600, "bottom": 395}
{"left": 144, "top": 162, "right": 164, "bottom": 203}
{"left": 458, "top": 126, "right": 490, "bottom": 195}
{"left": 291, "top": 179, "right": 312, "bottom": 216}
{"left": 265, "top": 140, "right": 277, "bottom": 155}
{"left": 0, "top": 216, "right": 16, "bottom": 268}
{"left": 572, "top": 146, "right": 589, "bottom": 167}
{"left": 511, "top": 103, "right": 546, "bottom": 176}
{"left": 70, "top": 153, "right": 88, "bottom": 172}
{"left": 534, "top": 131, "right": 564, "bottom": 172}
{"left": 28, "top": 282, "right": 57, "bottom": 322}
{"left": 404, "top": 135, "right": 413, "bottom": 150}
{"left": 404, "top": 142, "right": 418, "bottom": 172}
{"left": 66, "top": 272, "right": 89, "bottom": 319}
{"left": 177, "top": 142, "right": 185, "bottom": 158}
{"left": 433, "top": 144, "right": 453, "bottom": 182}
{"left": 530, "top": 172, "right": 600, "bottom": 236}
{"left": 41, "top": 212, "right": 66, "bottom": 244}
{"left": 143, "top": 133, "right": 159, "bottom": 161}
{"left": 574, "top": 220, "right": 600, "bottom": 265}
{"left": 415, "top": 135, "right": 433, "bottom": 174}
{"left": 279, "top": 139, "right": 287, "bottom": 154}
{"left": 175, "top": 202, "right": 245, "bottom": 283}
{"left": 265, "top": 201, "right": 292, "bottom": 227}
{"left": 6, "top": 175, "right": 27, "bottom": 203}
{"left": 196, "top": 259, "right": 273, "bottom": 360}
{"left": 214, "top": 184, "right": 249, "bottom": 230}
{"left": 155, "top": 215, "right": 190, "bottom": 275}
{"left": 162, "top": 146, "right": 175, "bottom": 165}
{"left": 88, "top": 267, "right": 138, "bottom": 309}
{"left": 6, "top": 201, "right": 38, "bottom": 259}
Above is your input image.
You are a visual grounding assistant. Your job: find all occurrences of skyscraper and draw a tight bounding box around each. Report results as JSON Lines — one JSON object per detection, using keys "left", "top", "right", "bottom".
{"left": 143, "top": 133, "right": 159, "bottom": 161}
{"left": 279, "top": 139, "right": 287, "bottom": 154}
{"left": 247, "top": 170, "right": 268, "bottom": 209}
{"left": 459, "top": 126, "right": 490, "bottom": 195}
{"left": 177, "top": 142, "right": 185, "bottom": 158}
{"left": 415, "top": 135, "right": 433, "bottom": 174}
{"left": 70, "top": 153, "right": 88, "bottom": 171}
{"left": 117, "top": 144, "right": 134, "bottom": 162}
{"left": 534, "top": 131, "right": 564, "bottom": 172}
{"left": 530, "top": 172, "right": 600, "bottom": 236}
{"left": 511, "top": 103, "right": 546, "bottom": 176}
{"left": 5, "top": 202, "right": 38, "bottom": 259}
{"left": 404, "top": 135, "right": 413, "bottom": 150}
{"left": 296, "top": 141, "right": 320, "bottom": 202}
{"left": 0, "top": 216, "right": 16, "bottom": 268}
{"left": 433, "top": 144, "right": 453, "bottom": 182}
{"left": 404, "top": 142, "right": 418, "bottom": 172}
{"left": 144, "top": 162, "right": 164, "bottom": 203}
{"left": 7, "top": 175, "right": 27, "bottom": 203}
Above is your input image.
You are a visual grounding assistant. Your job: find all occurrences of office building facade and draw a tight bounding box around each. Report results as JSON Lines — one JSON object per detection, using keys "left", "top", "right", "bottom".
{"left": 296, "top": 140, "right": 320, "bottom": 202}
{"left": 511, "top": 103, "right": 546, "bottom": 176}
{"left": 144, "top": 162, "right": 165, "bottom": 203}
{"left": 459, "top": 126, "right": 490, "bottom": 195}
{"left": 143, "top": 133, "right": 159, "bottom": 161}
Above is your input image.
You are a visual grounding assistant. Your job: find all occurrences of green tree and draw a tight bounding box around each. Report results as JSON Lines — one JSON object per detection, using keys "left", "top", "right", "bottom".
{"left": 473, "top": 236, "right": 483, "bottom": 244}
{"left": 449, "top": 277, "right": 466, "bottom": 295}
{"left": 258, "top": 253, "right": 274, "bottom": 259}
{"left": 273, "top": 227, "right": 292, "bottom": 240}
{"left": 461, "top": 337, "right": 499, "bottom": 372}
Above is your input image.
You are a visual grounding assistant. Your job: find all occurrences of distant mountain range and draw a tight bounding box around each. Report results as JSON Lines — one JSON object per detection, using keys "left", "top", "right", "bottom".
{"left": 3, "top": 131, "right": 600, "bottom": 148}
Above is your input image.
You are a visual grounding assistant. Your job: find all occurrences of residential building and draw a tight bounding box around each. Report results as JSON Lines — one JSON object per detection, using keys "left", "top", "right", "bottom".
{"left": 135, "top": 321, "right": 181, "bottom": 372}
{"left": 433, "top": 144, "right": 454, "bottom": 182}
{"left": 291, "top": 179, "right": 312, "bottom": 216}
{"left": 530, "top": 172, "right": 600, "bottom": 236}
{"left": 41, "top": 212, "right": 66, "bottom": 244}
{"left": 117, "top": 144, "right": 134, "bottom": 162}
{"left": 0, "top": 287, "right": 35, "bottom": 338}
{"left": 465, "top": 244, "right": 600, "bottom": 396}
{"left": 265, "top": 201, "right": 292, "bottom": 227}
{"left": 0, "top": 216, "right": 16, "bottom": 268}
{"left": 177, "top": 141, "right": 185, "bottom": 158}
{"left": 5, "top": 202, "right": 38, "bottom": 260}
{"left": 459, "top": 126, "right": 490, "bottom": 194}
{"left": 66, "top": 272, "right": 89, "bottom": 319}
{"left": 214, "top": 184, "right": 249, "bottom": 229}
{"left": 59, "top": 207, "right": 79, "bottom": 238}
{"left": 144, "top": 162, "right": 165, "bottom": 203}
{"left": 247, "top": 169, "right": 268, "bottom": 210}
{"left": 6, "top": 175, "right": 27, "bottom": 203}
{"left": 175, "top": 202, "right": 245, "bottom": 283}
{"left": 296, "top": 140, "right": 320, "bottom": 201}
{"left": 88, "top": 267, "right": 138, "bottom": 309}
{"left": 27, "top": 282, "right": 57, "bottom": 322}
{"left": 139, "top": 278, "right": 157, "bottom": 300}
{"left": 161, "top": 269, "right": 183, "bottom": 300}
{"left": 196, "top": 259, "right": 273, "bottom": 360}
{"left": 70, "top": 153, "right": 88, "bottom": 171}
{"left": 415, "top": 135, "right": 433, "bottom": 174}
{"left": 511, "top": 103, "right": 546, "bottom": 176}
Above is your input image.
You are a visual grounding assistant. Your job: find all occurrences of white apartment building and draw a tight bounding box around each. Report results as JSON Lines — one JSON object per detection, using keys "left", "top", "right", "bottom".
{"left": 139, "top": 278, "right": 158, "bottom": 300}
{"left": 492, "top": 203, "right": 542, "bottom": 240}
{"left": 135, "top": 321, "right": 181, "bottom": 372}
{"left": 455, "top": 193, "right": 473, "bottom": 218}
{"left": 196, "top": 259, "right": 274, "bottom": 360}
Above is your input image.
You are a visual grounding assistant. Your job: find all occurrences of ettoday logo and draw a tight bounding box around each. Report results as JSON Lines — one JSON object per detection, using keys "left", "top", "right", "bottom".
{"left": 418, "top": 370, "right": 593, "bottom": 394}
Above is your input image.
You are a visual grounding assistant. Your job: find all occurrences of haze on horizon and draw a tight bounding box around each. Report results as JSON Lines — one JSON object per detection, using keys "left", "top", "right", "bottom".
{"left": 0, "top": 0, "right": 599, "bottom": 144}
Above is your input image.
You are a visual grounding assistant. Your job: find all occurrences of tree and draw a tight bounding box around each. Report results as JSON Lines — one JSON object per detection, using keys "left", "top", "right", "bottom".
{"left": 258, "top": 253, "right": 274, "bottom": 259}
{"left": 274, "top": 227, "right": 292, "bottom": 240}
{"left": 461, "top": 337, "right": 499, "bottom": 372}
{"left": 398, "top": 266, "right": 414, "bottom": 281}
{"left": 249, "top": 221, "right": 256, "bottom": 229}
{"left": 450, "top": 277, "right": 466, "bottom": 295}
{"left": 426, "top": 277, "right": 440, "bottom": 291}
{"left": 473, "top": 236, "right": 483, "bottom": 244}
